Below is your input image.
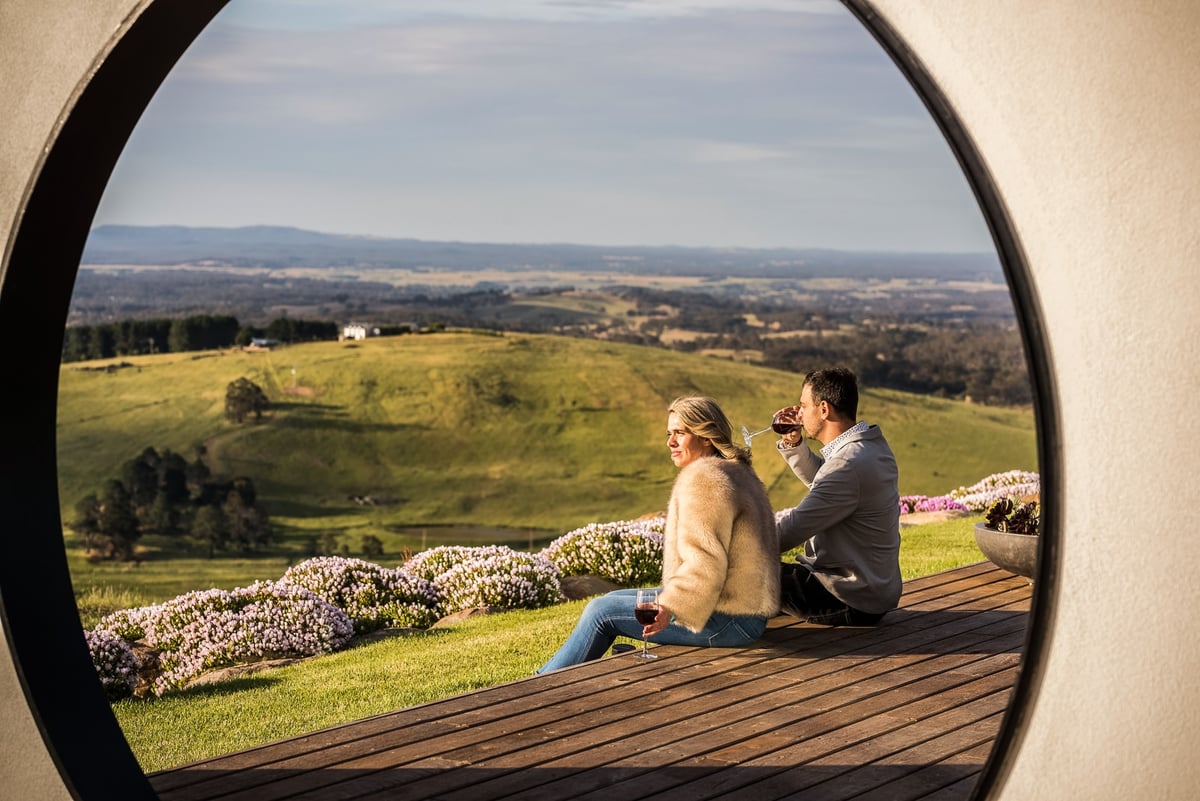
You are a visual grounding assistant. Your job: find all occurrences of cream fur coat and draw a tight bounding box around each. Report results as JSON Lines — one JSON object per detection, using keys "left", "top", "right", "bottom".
{"left": 657, "top": 455, "right": 781, "bottom": 632}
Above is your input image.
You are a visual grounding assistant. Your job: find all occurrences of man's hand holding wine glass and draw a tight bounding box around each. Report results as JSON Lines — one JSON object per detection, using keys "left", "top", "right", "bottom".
{"left": 773, "top": 404, "right": 804, "bottom": 448}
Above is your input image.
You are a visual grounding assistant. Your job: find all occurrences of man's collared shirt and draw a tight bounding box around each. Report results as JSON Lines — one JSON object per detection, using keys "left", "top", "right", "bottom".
{"left": 820, "top": 420, "right": 870, "bottom": 461}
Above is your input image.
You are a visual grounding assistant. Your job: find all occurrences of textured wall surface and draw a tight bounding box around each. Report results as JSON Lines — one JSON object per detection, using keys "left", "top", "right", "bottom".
{"left": 3, "top": 2, "right": 1198, "bottom": 799}
{"left": 870, "top": 3, "right": 1200, "bottom": 798}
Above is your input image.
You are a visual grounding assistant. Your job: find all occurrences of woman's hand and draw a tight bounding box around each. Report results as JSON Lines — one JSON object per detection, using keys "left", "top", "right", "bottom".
{"left": 643, "top": 603, "right": 672, "bottom": 637}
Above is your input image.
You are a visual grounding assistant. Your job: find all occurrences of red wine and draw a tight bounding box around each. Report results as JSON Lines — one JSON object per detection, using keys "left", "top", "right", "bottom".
{"left": 771, "top": 405, "right": 802, "bottom": 434}
{"left": 635, "top": 606, "right": 658, "bottom": 625}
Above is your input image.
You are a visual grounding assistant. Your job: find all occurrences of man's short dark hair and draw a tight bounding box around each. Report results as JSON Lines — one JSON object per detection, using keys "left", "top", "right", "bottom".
{"left": 804, "top": 367, "right": 859, "bottom": 419}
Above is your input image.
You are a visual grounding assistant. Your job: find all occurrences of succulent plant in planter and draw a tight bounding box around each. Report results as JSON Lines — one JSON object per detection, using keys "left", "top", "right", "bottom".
{"left": 983, "top": 496, "right": 1040, "bottom": 535}
{"left": 976, "top": 495, "right": 1040, "bottom": 579}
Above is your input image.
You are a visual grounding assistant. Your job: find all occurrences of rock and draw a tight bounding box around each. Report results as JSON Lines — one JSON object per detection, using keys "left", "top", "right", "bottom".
{"left": 560, "top": 575, "right": 621, "bottom": 600}
{"left": 185, "top": 658, "right": 306, "bottom": 688}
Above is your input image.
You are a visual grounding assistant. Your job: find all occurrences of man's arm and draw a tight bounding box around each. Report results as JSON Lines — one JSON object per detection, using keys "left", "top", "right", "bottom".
{"left": 775, "top": 456, "right": 860, "bottom": 552}
{"left": 778, "top": 437, "right": 823, "bottom": 487}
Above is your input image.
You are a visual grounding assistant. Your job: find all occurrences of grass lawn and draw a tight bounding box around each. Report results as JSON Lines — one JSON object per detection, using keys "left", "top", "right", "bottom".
{"left": 112, "top": 516, "right": 989, "bottom": 773}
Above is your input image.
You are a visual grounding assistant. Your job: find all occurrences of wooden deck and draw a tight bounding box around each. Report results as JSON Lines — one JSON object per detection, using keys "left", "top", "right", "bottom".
{"left": 149, "top": 562, "right": 1031, "bottom": 801}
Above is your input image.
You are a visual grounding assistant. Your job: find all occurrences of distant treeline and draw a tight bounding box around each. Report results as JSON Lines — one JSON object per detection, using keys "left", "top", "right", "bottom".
{"left": 61, "top": 314, "right": 341, "bottom": 362}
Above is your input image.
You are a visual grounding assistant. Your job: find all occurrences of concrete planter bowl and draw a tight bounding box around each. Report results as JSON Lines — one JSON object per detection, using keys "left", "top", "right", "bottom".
{"left": 974, "top": 522, "right": 1039, "bottom": 580}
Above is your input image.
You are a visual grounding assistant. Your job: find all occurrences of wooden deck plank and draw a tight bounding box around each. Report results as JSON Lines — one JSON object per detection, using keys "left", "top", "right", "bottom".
{"left": 149, "top": 562, "right": 1030, "bottom": 801}
{"left": 180, "top": 604, "right": 1026, "bottom": 801}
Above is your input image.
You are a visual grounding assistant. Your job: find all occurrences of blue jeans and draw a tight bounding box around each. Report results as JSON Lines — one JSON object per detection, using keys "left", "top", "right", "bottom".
{"left": 537, "top": 587, "right": 767, "bottom": 673}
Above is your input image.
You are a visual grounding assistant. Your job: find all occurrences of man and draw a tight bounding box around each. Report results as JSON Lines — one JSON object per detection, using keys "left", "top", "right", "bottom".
{"left": 774, "top": 367, "right": 902, "bottom": 625}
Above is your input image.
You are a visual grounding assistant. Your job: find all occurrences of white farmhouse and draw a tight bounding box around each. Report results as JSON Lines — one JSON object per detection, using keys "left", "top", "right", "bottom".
{"left": 341, "top": 322, "right": 379, "bottom": 341}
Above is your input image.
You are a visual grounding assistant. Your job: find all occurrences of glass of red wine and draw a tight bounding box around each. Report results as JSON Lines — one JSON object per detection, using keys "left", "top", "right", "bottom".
{"left": 771, "top": 405, "right": 803, "bottom": 435}
{"left": 742, "top": 406, "right": 804, "bottom": 446}
{"left": 634, "top": 589, "right": 660, "bottom": 660}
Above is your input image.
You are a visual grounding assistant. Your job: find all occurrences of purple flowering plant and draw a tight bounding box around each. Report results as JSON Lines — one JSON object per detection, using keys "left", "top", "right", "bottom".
{"left": 408, "top": 546, "right": 564, "bottom": 613}
{"left": 279, "top": 556, "right": 443, "bottom": 633}
{"left": 85, "top": 628, "right": 140, "bottom": 701}
{"left": 949, "top": 470, "right": 1040, "bottom": 512}
{"left": 95, "top": 581, "right": 354, "bottom": 695}
{"left": 898, "top": 495, "right": 970, "bottom": 515}
{"left": 541, "top": 517, "right": 665, "bottom": 586}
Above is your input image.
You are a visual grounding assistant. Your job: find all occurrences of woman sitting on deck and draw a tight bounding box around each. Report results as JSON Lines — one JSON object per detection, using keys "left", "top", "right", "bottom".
{"left": 538, "top": 396, "right": 780, "bottom": 673}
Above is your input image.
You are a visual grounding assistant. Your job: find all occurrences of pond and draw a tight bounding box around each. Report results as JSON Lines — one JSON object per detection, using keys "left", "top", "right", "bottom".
{"left": 387, "top": 524, "right": 562, "bottom": 552}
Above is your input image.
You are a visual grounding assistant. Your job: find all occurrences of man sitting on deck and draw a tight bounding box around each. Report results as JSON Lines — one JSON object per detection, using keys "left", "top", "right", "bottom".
{"left": 773, "top": 367, "right": 902, "bottom": 626}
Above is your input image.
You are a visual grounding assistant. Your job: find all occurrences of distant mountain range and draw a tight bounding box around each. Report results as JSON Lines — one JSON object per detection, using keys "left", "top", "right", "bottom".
{"left": 82, "top": 225, "right": 1002, "bottom": 281}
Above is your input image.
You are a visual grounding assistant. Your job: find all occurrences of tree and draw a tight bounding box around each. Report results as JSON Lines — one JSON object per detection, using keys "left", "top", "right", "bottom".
{"left": 72, "top": 493, "right": 102, "bottom": 552}
{"left": 361, "top": 535, "right": 384, "bottom": 558}
{"left": 316, "top": 532, "right": 340, "bottom": 556}
{"left": 192, "top": 504, "right": 229, "bottom": 558}
{"left": 97, "top": 479, "right": 139, "bottom": 561}
{"left": 121, "top": 447, "right": 161, "bottom": 511}
{"left": 186, "top": 445, "right": 211, "bottom": 496}
{"left": 157, "top": 449, "right": 190, "bottom": 507}
{"left": 222, "top": 489, "right": 271, "bottom": 551}
{"left": 224, "top": 377, "right": 269, "bottom": 423}
{"left": 145, "top": 493, "right": 179, "bottom": 535}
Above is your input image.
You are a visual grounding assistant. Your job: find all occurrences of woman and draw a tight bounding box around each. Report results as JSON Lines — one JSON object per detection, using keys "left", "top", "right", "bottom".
{"left": 537, "top": 396, "right": 780, "bottom": 673}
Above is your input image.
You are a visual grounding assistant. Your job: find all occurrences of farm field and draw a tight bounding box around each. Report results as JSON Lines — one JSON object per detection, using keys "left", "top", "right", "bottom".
{"left": 58, "top": 330, "right": 1037, "bottom": 601}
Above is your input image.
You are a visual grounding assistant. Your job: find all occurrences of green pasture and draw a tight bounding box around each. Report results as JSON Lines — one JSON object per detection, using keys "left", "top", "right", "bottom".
{"left": 57, "top": 331, "right": 1036, "bottom": 564}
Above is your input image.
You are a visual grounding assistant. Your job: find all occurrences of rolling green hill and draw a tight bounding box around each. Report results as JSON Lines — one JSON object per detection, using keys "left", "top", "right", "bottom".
{"left": 56, "top": 330, "right": 1037, "bottom": 558}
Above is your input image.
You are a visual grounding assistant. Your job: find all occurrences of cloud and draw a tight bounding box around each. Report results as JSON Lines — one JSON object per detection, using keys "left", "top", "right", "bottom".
{"left": 95, "top": 0, "right": 993, "bottom": 252}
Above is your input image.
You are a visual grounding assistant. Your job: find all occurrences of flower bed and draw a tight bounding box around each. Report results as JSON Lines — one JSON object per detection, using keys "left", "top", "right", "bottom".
{"left": 541, "top": 517, "right": 665, "bottom": 586}
{"left": 84, "top": 468, "right": 1042, "bottom": 699}
{"left": 279, "top": 556, "right": 442, "bottom": 633}
{"left": 95, "top": 581, "right": 354, "bottom": 697}
{"left": 406, "top": 545, "right": 563, "bottom": 613}
{"left": 949, "top": 469, "right": 1041, "bottom": 512}
{"left": 899, "top": 495, "right": 969, "bottom": 515}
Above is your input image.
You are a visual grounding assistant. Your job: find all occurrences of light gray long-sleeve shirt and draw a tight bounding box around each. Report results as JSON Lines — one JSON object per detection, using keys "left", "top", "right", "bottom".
{"left": 775, "top": 424, "right": 902, "bottom": 614}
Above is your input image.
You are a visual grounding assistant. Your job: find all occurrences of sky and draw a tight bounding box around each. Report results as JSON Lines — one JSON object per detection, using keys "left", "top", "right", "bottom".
{"left": 91, "top": 0, "right": 995, "bottom": 253}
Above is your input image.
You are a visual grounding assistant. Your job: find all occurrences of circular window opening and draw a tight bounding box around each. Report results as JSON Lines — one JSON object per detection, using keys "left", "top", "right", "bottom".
{"left": 2, "top": 1, "right": 1055, "bottom": 799}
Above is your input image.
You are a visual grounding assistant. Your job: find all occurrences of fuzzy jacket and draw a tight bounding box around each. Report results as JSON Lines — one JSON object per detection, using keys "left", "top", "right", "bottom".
{"left": 657, "top": 456, "right": 781, "bottom": 632}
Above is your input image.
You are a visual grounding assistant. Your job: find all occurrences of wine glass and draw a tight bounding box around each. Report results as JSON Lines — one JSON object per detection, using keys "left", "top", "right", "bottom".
{"left": 634, "top": 589, "right": 660, "bottom": 660}
{"left": 742, "top": 405, "right": 803, "bottom": 446}
{"left": 771, "top": 405, "right": 803, "bottom": 435}
{"left": 741, "top": 424, "right": 771, "bottom": 446}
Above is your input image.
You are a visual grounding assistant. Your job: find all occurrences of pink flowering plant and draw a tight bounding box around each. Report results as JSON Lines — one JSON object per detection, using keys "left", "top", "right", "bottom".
{"left": 448, "top": 550, "right": 563, "bottom": 612}
{"left": 279, "top": 556, "right": 442, "bottom": 633}
{"left": 949, "top": 470, "right": 1040, "bottom": 512}
{"left": 405, "top": 546, "right": 563, "bottom": 613}
{"left": 403, "top": 545, "right": 518, "bottom": 583}
{"left": 95, "top": 581, "right": 354, "bottom": 696}
{"left": 898, "top": 495, "right": 969, "bottom": 515}
{"left": 541, "top": 517, "right": 665, "bottom": 586}
{"left": 84, "top": 628, "right": 140, "bottom": 701}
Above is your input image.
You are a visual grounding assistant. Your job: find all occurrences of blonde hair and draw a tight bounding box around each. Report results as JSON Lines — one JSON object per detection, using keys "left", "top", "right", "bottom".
{"left": 667, "top": 396, "right": 752, "bottom": 465}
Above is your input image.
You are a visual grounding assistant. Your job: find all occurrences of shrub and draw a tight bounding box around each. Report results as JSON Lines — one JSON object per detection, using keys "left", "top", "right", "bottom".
{"left": 899, "top": 495, "right": 969, "bottom": 515}
{"left": 541, "top": 517, "right": 665, "bottom": 586}
{"left": 423, "top": 547, "right": 564, "bottom": 613}
{"left": 279, "top": 556, "right": 442, "bottom": 633}
{"left": 85, "top": 628, "right": 139, "bottom": 701}
{"left": 403, "top": 545, "right": 519, "bottom": 583}
{"left": 949, "top": 470, "right": 1040, "bottom": 512}
{"left": 95, "top": 581, "right": 354, "bottom": 695}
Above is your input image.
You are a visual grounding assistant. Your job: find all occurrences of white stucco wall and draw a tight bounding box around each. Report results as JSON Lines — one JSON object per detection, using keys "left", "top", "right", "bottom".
{"left": 870, "top": 3, "right": 1200, "bottom": 798}
{"left": 2, "top": 3, "right": 140, "bottom": 796}
{"left": 3, "top": 1, "right": 1198, "bottom": 799}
